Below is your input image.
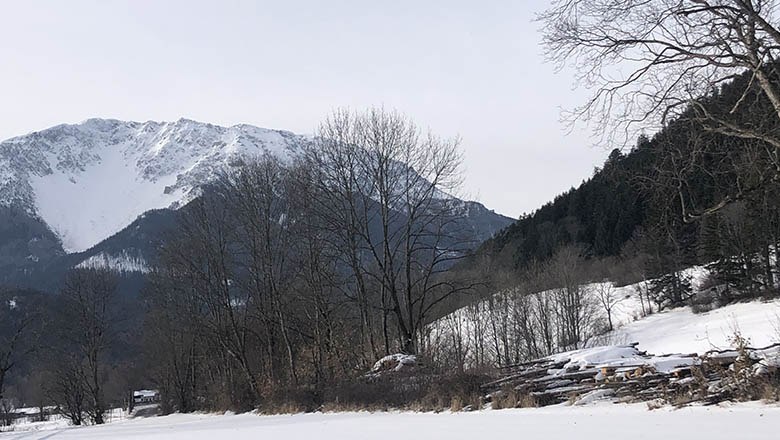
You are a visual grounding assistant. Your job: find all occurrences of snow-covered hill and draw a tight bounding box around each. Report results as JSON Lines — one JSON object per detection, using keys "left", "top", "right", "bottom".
{"left": 0, "top": 118, "right": 307, "bottom": 252}
{"left": 430, "top": 267, "right": 780, "bottom": 367}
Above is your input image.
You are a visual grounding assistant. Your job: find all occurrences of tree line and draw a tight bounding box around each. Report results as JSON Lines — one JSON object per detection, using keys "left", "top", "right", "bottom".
{"left": 0, "top": 107, "right": 478, "bottom": 418}
{"left": 477, "top": 66, "right": 780, "bottom": 312}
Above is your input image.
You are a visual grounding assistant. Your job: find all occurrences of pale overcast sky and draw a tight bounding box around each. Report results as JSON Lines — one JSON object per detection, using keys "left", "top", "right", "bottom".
{"left": 0, "top": 1, "right": 606, "bottom": 218}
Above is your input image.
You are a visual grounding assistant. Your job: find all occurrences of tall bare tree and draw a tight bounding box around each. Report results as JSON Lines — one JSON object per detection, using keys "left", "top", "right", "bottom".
{"left": 0, "top": 289, "right": 42, "bottom": 403}
{"left": 218, "top": 155, "right": 307, "bottom": 385}
{"left": 594, "top": 281, "right": 624, "bottom": 331}
{"left": 545, "top": 246, "right": 596, "bottom": 349}
{"left": 58, "top": 269, "right": 118, "bottom": 425}
{"left": 161, "top": 193, "right": 265, "bottom": 404}
{"left": 143, "top": 269, "right": 203, "bottom": 413}
{"left": 305, "top": 107, "right": 471, "bottom": 354}
{"left": 540, "top": 0, "right": 780, "bottom": 218}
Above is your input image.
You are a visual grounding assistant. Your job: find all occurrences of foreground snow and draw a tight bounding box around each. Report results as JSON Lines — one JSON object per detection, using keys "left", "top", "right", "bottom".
{"left": 3, "top": 404, "right": 780, "bottom": 440}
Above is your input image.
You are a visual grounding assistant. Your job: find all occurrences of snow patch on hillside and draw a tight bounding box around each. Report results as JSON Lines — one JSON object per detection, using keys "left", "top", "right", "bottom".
{"left": 75, "top": 250, "right": 150, "bottom": 274}
{"left": 607, "top": 299, "right": 780, "bottom": 355}
{"left": 30, "top": 145, "right": 185, "bottom": 252}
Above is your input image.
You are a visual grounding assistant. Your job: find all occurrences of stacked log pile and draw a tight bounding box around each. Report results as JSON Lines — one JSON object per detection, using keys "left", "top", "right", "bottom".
{"left": 481, "top": 343, "right": 780, "bottom": 407}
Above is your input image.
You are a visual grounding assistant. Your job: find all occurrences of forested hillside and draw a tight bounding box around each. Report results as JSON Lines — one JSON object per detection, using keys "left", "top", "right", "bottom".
{"left": 477, "top": 69, "right": 780, "bottom": 303}
{"left": 482, "top": 146, "right": 648, "bottom": 268}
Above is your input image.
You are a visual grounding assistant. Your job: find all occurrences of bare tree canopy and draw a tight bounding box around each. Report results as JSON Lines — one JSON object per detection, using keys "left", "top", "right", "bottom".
{"left": 305, "top": 107, "right": 470, "bottom": 354}
{"left": 0, "top": 290, "right": 43, "bottom": 403}
{"left": 540, "top": 0, "right": 780, "bottom": 148}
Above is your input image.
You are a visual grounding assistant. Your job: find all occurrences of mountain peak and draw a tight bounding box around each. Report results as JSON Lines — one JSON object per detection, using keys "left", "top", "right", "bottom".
{"left": 0, "top": 118, "right": 309, "bottom": 252}
{"left": 0, "top": 118, "right": 512, "bottom": 258}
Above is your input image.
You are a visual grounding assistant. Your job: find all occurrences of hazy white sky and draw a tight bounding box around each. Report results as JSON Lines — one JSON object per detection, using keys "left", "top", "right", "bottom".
{"left": 0, "top": 0, "right": 607, "bottom": 218}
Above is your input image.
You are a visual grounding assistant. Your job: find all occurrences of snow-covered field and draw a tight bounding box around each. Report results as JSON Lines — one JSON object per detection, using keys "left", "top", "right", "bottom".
{"left": 3, "top": 404, "right": 780, "bottom": 440}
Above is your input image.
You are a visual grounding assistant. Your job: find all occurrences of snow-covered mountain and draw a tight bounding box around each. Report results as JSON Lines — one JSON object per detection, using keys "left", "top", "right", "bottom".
{"left": 0, "top": 118, "right": 513, "bottom": 291}
{"left": 0, "top": 118, "right": 307, "bottom": 252}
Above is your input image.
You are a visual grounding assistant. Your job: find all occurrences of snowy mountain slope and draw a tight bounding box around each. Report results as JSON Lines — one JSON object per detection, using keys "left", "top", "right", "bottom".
{"left": 0, "top": 118, "right": 307, "bottom": 253}
{"left": 0, "top": 118, "right": 513, "bottom": 291}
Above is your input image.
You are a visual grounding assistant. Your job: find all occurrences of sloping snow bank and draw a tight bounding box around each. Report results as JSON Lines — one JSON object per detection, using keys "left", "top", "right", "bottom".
{"left": 607, "top": 299, "right": 780, "bottom": 355}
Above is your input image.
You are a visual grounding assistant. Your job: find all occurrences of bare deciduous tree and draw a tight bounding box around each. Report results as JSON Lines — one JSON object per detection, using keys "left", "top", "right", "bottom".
{"left": 306, "top": 107, "right": 472, "bottom": 354}
{"left": 541, "top": 0, "right": 780, "bottom": 139}
{"left": 48, "top": 356, "right": 87, "bottom": 426}
{"left": 58, "top": 269, "right": 118, "bottom": 425}
{"left": 0, "top": 397, "right": 15, "bottom": 427}
{"left": 594, "top": 281, "right": 624, "bottom": 331}
{"left": 540, "top": 0, "right": 780, "bottom": 218}
{"left": 0, "top": 289, "right": 42, "bottom": 403}
{"left": 161, "top": 192, "right": 265, "bottom": 404}
{"left": 143, "top": 269, "right": 202, "bottom": 413}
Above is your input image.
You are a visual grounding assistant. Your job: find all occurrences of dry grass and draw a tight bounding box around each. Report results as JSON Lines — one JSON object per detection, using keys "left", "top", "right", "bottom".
{"left": 490, "top": 388, "right": 537, "bottom": 410}
{"left": 257, "top": 373, "right": 489, "bottom": 414}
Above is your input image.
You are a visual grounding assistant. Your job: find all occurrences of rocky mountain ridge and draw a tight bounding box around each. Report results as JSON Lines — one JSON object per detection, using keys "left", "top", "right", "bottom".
{"left": 0, "top": 118, "right": 513, "bottom": 292}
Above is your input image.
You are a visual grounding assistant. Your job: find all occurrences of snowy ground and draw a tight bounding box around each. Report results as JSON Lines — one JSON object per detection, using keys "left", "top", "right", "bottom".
{"left": 600, "top": 267, "right": 780, "bottom": 354}
{"left": 606, "top": 299, "right": 780, "bottom": 354}
{"left": 2, "top": 404, "right": 780, "bottom": 440}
